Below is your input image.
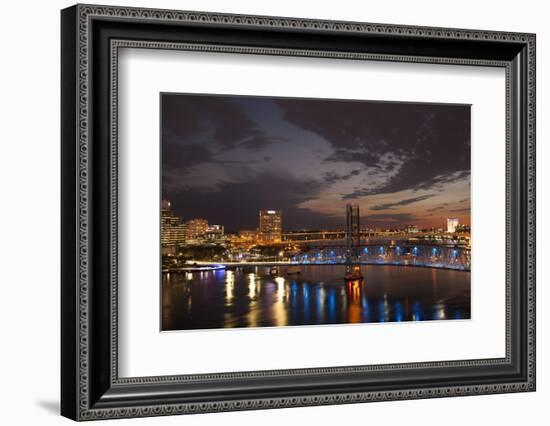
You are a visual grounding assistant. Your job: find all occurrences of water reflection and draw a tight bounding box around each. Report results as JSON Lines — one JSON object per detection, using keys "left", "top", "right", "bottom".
{"left": 162, "top": 265, "right": 470, "bottom": 331}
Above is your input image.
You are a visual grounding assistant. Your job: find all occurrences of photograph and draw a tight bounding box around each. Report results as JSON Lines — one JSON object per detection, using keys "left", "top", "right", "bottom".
{"left": 160, "top": 93, "right": 472, "bottom": 331}
{"left": 55, "top": 3, "right": 537, "bottom": 420}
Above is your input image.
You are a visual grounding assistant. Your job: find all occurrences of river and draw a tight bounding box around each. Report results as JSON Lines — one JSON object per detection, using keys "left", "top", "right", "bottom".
{"left": 162, "top": 264, "right": 470, "bottom": 331}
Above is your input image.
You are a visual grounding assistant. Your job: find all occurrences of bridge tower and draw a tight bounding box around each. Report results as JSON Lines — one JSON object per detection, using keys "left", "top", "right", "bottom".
{"left": 346, "top": 204, "right": 361, "bottom": 262}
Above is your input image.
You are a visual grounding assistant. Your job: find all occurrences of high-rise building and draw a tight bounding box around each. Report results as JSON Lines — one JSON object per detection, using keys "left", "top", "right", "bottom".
{"left": 447, "top": 217, "right": 459, "bottom": 233}
{"left": 185, "top": 218, "right": 209, "bottom": 240}
{"left": 259, "top": 210, "right": 282, "bottom": 243}
{"left": 161, "top": 199, "right": 187, "bottom": 252}
{"left": 204, "top": 224, "right": 225, "bottom": 243}
{"left": 346, "top": 204, "right": 360, "bottom": 259}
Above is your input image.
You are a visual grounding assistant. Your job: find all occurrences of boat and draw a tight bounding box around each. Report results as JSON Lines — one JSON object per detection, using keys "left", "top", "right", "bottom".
{"left": 163, "top": 264, "right": 226, "bottom": 273}
{"left": 344, "top": 265, "right": 363, "bottom": 281}
{"left": 286, "top": 265, "right": 301, "bottom": 275}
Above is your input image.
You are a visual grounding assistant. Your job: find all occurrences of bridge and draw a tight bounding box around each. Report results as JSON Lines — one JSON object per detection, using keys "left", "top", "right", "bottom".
{"left": 290, "top": 244, "right": 470, "bottom": 271}
{"left": 174, "top": 205, "right": 470, "bottom": 272}
{"left": 190, "top": 243, "right": 470, "bottom": 272}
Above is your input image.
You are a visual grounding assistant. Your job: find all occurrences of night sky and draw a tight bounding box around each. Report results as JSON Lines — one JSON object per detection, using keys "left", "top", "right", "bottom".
{"left": 161, "top": 94, "right": 470, "bottom": 232}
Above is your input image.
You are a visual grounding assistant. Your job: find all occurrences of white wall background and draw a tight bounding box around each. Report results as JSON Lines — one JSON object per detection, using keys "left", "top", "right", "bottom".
{"left": 0, "top": 0, "right": 546, "bottom": 424}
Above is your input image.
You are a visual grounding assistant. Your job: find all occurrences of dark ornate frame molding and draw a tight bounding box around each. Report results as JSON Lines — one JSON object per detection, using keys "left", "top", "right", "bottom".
{"left": 61, "top": 4, "right": 536, "bottom": 421}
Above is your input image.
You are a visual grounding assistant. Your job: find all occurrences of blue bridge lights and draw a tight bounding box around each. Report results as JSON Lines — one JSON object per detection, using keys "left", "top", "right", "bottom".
{"left": 286, "top": 244, "right": 469, "bottom": 271}
{"left": 451, "top": 249, "right": 459, "bottom": 260}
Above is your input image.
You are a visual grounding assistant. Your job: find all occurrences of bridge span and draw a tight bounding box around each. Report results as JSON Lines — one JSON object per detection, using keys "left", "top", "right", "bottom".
{"left": 188, "top": 244, "right": 470, "bottom": 272}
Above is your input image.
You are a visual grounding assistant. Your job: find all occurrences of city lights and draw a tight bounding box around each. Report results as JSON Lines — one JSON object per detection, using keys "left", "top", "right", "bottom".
{"left": 161, "top": 199, "right": 471, "bottom": 273}
{"left": 159, "top": 93, "right": 472, "bottom": 332}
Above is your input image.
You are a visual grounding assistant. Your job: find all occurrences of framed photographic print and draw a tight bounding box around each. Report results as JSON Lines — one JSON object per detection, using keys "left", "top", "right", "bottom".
{"left": 160, "top": 93, "right": 473, "bottom": 331}
{"left": 61, "top": 4, "right": 536, "bottom": 421}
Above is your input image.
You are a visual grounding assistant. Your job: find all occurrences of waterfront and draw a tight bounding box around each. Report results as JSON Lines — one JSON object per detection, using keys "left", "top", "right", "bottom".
{"left": 162, "top": 265, "right": 470, "bottom": 331}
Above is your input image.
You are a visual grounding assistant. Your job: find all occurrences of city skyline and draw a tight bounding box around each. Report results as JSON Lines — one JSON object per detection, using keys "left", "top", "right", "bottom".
{"left": 162, "top": 198, "right": 468, "bottom": 237}
{"left": 162, "top": 94, "right": 470, "bottom": 231}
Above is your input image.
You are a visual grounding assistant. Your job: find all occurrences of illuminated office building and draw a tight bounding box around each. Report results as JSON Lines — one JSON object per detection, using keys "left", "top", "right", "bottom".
{"left": 161, "top": 199, "right": 187, "bottom": 251}
{"left": 447, "top": 217, "right": 459, "bottom": 233}
{"left": 259, "top": 210, "right": 282, "bottom": 243}
{"left": 185, "top": 218, "right": 209, "bottom": 240}
{"left": 204, "top": 224, "right": 225, "bottom": 243}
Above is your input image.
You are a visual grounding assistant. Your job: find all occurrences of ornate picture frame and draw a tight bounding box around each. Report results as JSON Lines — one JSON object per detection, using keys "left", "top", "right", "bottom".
{"left": 61, "top": 4, "right": 535, "bottom": 420}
